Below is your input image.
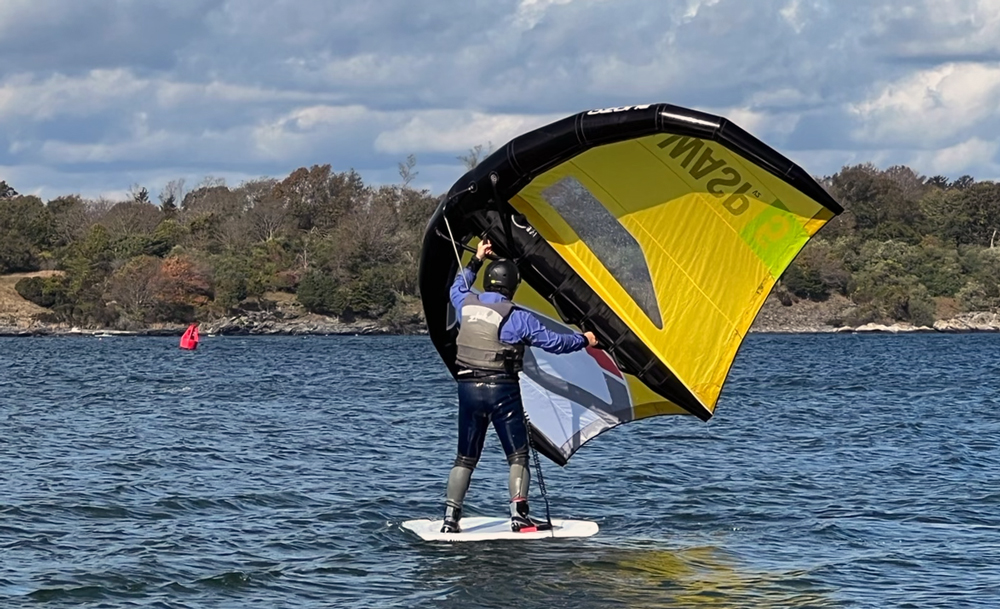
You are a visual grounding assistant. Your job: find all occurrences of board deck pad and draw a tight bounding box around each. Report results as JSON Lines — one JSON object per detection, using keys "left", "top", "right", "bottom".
{"left": 402, "top": 516, "right": 598, "bottom": 541}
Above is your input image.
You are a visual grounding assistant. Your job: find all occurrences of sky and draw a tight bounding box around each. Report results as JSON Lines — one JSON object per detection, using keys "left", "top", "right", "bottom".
{"left": 2, "top": 0, "right": 1000, "bottom": 202}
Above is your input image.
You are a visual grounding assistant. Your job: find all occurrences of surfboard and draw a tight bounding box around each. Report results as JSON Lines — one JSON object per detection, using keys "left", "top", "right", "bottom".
{"left": 402, "top": 516, "right": 598, "bottom": 541}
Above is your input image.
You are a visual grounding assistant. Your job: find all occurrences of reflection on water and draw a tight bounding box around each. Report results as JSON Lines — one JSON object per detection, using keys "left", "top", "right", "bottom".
{"left": 404, "top": 539, "right": 839, "bottom": 608}
{"left": 609, "top": 546, "right": 834, "bottom": 608}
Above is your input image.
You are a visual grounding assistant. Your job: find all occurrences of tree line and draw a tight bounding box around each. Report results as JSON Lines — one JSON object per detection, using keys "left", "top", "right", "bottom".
{"left": 0, "top": 164, "right": 438, "bottom": 330}
{"left": 784, "top": 165, "right": 1000, "bottom": 326}
{"left": 1, "top": 161, "right": 999, "bottom": 330}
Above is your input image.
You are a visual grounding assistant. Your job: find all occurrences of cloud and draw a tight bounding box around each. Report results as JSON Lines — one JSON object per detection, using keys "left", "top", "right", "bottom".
{"left": 682, "top": 0, "right": 722, "bottom": 20}
{"left": 0, "top": 70, "right": 147, "bottom": 121}
{"left": 910, "top": 136, "right": 1000, "bottom": 176}
{"left": 850, "top": 62, "right": 1000, "bottom": 146}
{"left": 779, "top": 0, "right": 807, "bottom": 33}
{"left": 0, "top": 0, "right": 222, "bottom": 75}
{"left": 374, "top": 110, "right": 564, "bottom": 154}
{"left": 251, "top": 104, "right": 381, "bottom": 160}
{"left": 5, "top": 0, "right": 1000, "bottom": 198}
{"left": 513, "top": 0, "right": 581, "bottom": 30}
{"left": 870, "top": 0, "right": 1000, "bottom": 60}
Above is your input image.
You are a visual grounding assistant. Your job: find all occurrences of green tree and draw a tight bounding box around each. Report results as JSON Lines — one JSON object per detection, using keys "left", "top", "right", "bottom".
{"left": 0, "top": 195, "right": 54, "bottom": 247}
{"left": 343, "top": 267, "right": 397, "bottom": 318}
{"left": 907, "top": 237, "right": 964, "bottom": 297}
{"left": 0, "top": 195, "right": 54, "bottom": 272}
{"left": 15, "top": 275, "right": 69, "bottom": 309}
{"left": 210, "top": 253, "right": 268, "bottom": 311}
{"left": 828, "top": 164, "right": 924, "bottom": 242}
{"left": 296, "top": 270, "right": 338, "bottom": 314}
{"left": 0, "top": 180, "right": 18, "bottom": 198}
{"left": 786, "top": 239, "right": 851, "bottom": 298}
{"left": 61, "top": 224, "right": 116, "bottom": 300}
{"left": 0, "top": 231, "right": 38, "bottom": 273}
{"left": 782, "top": 262, "right": 828, "bottom": 300}
{"left": 851, "top": 260, "right": 935, "bottom": 326}
{"left": 956, "top": 280, "right": 1000, "bottom": 313}
{"left": 274, "top": 165, "right": 363, "bottom": 231}
{"left": 952, "top": 182, "right": 1000, "bottom": 247}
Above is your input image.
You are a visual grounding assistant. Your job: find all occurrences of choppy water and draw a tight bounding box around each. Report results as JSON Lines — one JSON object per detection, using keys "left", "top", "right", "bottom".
{"left": 1, "top": 334, "right": 999, "bottom": 608}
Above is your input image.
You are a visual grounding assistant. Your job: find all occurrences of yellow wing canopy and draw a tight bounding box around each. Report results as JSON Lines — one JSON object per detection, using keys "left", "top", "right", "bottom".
{"left": 419, "top": 104, "right": 842, "bottom": 465}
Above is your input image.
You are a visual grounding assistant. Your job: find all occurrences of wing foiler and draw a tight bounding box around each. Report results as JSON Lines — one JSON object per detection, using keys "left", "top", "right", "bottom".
{"left": 419, "top": 103, "right": 843, "bottom": 466}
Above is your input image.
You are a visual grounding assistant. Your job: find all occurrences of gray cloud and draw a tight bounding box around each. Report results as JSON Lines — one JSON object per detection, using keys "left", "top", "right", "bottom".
{"left": 0, "top": 0, "right": 223, "bottom": 75}
{"left": 2, "top": 0, "right": 1000, "bottom": 199}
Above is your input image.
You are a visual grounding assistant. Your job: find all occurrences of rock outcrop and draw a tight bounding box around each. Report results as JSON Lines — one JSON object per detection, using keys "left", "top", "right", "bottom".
{"left": 931, "top": 312, "right": 1000, "bottom": 332}
{"left": 201, "top": 310, "right": 392, "bottom": 336}
{"left": 750, "top": 294, "right": 1000, "bottom": 333}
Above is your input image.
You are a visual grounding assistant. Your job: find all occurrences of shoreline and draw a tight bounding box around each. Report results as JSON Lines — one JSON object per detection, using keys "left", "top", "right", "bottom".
{"left": 2, "top": 321, "right": 999, "bottom": 337}
{"left": 3, "top": 294, "right": 999, "bottom": 338}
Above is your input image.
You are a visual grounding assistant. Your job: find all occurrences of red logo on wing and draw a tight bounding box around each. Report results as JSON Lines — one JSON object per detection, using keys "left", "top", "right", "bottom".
{"left": 586, "top": 346, "right": 623, "bottom": 380}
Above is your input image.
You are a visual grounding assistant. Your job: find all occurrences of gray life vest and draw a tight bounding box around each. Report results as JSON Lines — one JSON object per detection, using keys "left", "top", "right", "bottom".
{"left": 455, "top": 293, "right": 525, "bottom": 375}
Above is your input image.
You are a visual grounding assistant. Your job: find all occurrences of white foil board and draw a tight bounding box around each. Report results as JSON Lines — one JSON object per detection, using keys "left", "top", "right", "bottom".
{"left": 402, "top": 516, "right": 598, "bottom": 541}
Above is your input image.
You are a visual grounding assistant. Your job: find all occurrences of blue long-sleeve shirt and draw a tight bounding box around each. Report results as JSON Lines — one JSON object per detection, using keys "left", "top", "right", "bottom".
{"left": 450, "top": 265, "right": 588, "bottom": 354}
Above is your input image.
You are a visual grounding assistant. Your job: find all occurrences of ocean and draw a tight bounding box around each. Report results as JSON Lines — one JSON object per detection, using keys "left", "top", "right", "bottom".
{"left": 2, "top": 334, "right": 999, "bottom": 608}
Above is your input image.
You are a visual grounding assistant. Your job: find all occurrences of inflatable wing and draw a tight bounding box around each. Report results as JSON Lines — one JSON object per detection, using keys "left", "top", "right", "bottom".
{"left": 419, "top": 103, "right": 843, "bottom": 465}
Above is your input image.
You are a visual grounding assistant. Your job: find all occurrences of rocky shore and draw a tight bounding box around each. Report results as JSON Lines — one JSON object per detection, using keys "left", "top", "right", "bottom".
{"left": 201, "top": 309, "right": 410, "bottom": 336}
{"left": 0, "top": 306, "right": 414, "bottom": 338}
{"left": 750, "top": 293, "right": 1000, "bottom": 334}
{"left": 2, "top": 293, "right": 998, "bottom": 337}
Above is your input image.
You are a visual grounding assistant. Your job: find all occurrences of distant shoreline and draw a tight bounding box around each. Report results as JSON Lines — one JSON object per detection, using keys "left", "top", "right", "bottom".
{"left": 2, "top": 322, "right": 998, "bottom": 338}
{"left": 3, "top": 290, "right": 998, "bottom": 338}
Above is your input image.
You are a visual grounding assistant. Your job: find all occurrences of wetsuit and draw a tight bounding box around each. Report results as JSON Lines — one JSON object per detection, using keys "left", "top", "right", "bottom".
{"left": 442, "top": 257, "right": 587, "bottom": 531}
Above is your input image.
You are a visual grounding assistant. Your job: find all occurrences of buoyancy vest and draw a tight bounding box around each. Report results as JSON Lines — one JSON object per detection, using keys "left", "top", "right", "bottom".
{"left": 454, "top": 293, "right": 525, "bottom": 376}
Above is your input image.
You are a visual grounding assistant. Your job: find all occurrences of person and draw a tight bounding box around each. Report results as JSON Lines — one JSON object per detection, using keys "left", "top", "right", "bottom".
{"left": 441, "top": 239, "right": 598, "bottom": 533}
{"left": 180, "top": 321, "right": 200, "bottom": 350}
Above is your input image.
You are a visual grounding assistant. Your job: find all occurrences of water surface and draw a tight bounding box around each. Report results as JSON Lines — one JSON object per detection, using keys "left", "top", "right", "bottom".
{"left": 2, "top": 334, "right": 999, "bottom": 607}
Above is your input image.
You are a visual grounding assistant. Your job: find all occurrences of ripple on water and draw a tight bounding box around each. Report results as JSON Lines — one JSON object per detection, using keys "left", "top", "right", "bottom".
{"left": 1, "top": 334, "right": 1000, "bottom": 607}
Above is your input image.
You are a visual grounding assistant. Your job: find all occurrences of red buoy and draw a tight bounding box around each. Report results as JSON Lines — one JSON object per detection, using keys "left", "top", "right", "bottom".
{"left": 180, "top": 322, "right": 200, "bottom": 350}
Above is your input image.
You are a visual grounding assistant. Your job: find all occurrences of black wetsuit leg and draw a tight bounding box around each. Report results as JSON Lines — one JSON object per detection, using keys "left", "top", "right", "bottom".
{"left": 456, "top": 381, "right": 496, "bottom": 462}
{"left": 485, "top": 383, "right": 531, "bottom": 502}
{"left": 445, "top": 381, "right": 531, "bottom": 532}
{"left": 488, "top": 382, "right": 528, "bottom": 458}
{"left": 444, "top": 381, "right": 495, "bottom": 518}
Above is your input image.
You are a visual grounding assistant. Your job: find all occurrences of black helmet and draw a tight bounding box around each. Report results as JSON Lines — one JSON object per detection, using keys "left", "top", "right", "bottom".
{"left": 485, "top": 259, "right": 520, "bottom": 297}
